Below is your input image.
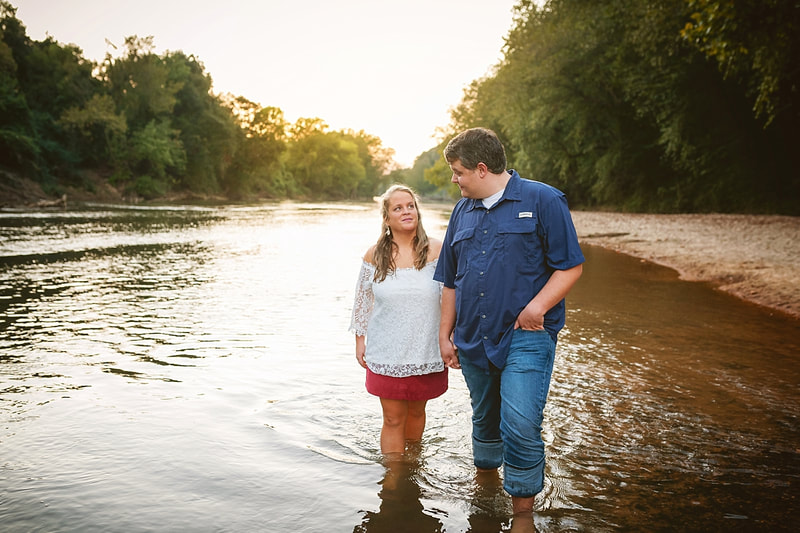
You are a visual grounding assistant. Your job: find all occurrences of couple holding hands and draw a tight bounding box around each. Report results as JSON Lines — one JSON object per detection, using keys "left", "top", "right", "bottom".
{"left": 350, "top": 127, "right": 585, "bottom": 523}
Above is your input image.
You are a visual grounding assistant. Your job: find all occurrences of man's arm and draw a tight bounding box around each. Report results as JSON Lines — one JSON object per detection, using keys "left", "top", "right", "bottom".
{"left": 439, "top": 287, "right": 460, "bottom": 369}
{"left": 515, "top": 264, "right": 583, "bottom": 330}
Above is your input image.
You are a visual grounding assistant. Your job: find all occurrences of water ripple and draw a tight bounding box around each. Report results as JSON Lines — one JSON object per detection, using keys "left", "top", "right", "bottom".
{"left": 1, "top": 205, "right": 798, "bottom": 532}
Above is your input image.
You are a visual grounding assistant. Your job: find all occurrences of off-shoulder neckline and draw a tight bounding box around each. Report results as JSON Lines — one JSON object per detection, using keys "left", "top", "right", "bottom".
{"left": 362, "top": 258, "right": 439, "bottom": 270}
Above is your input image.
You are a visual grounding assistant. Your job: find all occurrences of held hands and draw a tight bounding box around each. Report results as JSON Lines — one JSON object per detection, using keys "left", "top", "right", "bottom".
{"left": 440, "top": 337, "right": 460, "bottom": 369}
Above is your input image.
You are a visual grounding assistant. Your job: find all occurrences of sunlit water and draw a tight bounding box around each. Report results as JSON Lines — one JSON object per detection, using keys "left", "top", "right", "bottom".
{"left": 1, "top": 202, "right": 798, "bottom": 532}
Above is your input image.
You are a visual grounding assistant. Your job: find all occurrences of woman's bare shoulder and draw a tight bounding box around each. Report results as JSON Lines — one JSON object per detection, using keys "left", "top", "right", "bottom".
{"left": 363, "top": 245, "right": 377, "bottom": 264}
{"left": 428, "top": 237, "right": 443, "bottom": 261}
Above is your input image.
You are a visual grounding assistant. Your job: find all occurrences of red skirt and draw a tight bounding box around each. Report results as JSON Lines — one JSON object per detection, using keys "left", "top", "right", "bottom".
{"left": 365, "top": 367, "right": 448, "bottom": 401}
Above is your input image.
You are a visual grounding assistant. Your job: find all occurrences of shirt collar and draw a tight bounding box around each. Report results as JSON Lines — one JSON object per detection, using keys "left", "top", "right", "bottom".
{"left": 465, "top": 170, "right": 521, "bottom": 211}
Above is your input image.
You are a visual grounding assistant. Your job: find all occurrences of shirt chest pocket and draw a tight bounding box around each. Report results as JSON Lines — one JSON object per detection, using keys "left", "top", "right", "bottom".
{"left": 452, "top": 227, "right": 475, "bottom": 278}
{"left": 497, "top": 218, "right": 539, "bottom": 268}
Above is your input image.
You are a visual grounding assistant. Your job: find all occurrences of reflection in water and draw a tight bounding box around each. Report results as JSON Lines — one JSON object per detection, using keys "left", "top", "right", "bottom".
{"left": 354, "top": 457, "right": 445, "bottom": 533}
{"left": 355, "top": 455, "right": 539, "bottom": 533}
{"left": 468, "top": 469, "right": 511, "bottom": 532}
{"left": 1, "top": 204, "right": 798, "bottom": 532}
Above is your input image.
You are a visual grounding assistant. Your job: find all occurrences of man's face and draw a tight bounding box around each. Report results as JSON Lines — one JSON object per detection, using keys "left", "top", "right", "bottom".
{"left": 449, "top": 159, "right": 482, "bottom": 199}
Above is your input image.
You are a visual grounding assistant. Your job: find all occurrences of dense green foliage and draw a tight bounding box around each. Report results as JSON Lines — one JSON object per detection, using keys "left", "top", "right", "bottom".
{"left": 2, "top": 1, "right": 798, "bottom": 212}
{"left": 430, "top": 0, "right": 799, "bottom": 213}
{"left": 0, "top": 3, "right": 394, "bottom": 201}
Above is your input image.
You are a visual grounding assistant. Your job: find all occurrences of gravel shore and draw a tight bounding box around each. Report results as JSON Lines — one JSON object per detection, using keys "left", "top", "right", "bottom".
{"left": 571, "top": 212, "right": 800, "bottom": 319}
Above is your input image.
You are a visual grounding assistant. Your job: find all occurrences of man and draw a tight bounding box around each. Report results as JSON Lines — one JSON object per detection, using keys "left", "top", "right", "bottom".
{"left": 433, "top": 128, "right": 584, "bottom": 519}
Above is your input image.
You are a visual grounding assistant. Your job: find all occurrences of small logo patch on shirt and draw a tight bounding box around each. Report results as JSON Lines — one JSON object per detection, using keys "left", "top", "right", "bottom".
{"left": 518, "top": 211, "right": 533, "bottom": 218}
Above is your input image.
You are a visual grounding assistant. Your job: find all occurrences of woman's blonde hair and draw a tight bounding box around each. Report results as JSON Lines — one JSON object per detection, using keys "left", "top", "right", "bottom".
{"left": 373, "top": 184, "right": 430, "bottom": 282}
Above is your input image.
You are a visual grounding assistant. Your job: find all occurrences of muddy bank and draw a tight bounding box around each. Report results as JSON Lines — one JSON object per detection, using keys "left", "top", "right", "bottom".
{"left": 572, "top": 211, "right": 800, "bottom": 318}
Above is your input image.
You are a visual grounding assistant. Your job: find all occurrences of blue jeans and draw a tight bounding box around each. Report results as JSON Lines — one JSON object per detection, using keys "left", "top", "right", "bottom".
{"left": 460, "top": 329, "right": 556, "bottom": 498}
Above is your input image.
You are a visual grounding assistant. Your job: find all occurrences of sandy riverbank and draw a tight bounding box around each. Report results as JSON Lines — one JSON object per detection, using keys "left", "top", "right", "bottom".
{"left": 571, "top": 212, "right": 800, "bottom": 319}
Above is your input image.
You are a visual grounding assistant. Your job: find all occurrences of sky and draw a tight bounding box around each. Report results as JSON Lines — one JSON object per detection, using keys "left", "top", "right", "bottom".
{"left": 14, "top": 0, "right": 520, "bottom": 167}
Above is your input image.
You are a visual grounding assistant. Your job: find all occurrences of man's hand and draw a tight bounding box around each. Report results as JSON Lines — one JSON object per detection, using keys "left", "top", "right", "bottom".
{"left": 514, "top": 302, "right": 546, "bottom": 330}
{"left": 515, "top": 264, "right": 583, "bottom": 330}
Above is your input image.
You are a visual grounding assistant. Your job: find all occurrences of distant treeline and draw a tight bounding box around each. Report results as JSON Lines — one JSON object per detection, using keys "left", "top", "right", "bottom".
{"left": 2, "top": 1, "right": 798, "bottom": 212}
{"left": 420, "top": 0, "right": 799, "bottom": 214}
{"left": 0, "top": 2, "right": 399, "bottom": 201}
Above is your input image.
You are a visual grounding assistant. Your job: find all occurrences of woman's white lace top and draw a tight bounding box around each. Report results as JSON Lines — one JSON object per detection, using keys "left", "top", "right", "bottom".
{"left": 350, "top": 259, "right": 444, "bottom": 377}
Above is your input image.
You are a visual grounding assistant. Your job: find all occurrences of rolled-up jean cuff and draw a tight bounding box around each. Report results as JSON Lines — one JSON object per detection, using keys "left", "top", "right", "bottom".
{"left": 472, "top": 436, "right": 503, "bottom": 470}
{"left": 503, "top": 459, "right": 545, "bottom": 498}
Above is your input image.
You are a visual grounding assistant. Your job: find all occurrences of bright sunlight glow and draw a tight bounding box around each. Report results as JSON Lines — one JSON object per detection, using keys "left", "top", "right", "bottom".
{"left": 15, "top": 0, "right": 519, "bottom": 167}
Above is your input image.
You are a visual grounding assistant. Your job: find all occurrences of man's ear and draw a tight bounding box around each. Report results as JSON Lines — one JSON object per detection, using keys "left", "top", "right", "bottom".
{"left": 476, "top": 162, "right": 487, "bottom": 177}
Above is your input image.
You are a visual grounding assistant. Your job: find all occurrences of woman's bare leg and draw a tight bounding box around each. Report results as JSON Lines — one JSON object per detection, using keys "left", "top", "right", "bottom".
{"left": 404, "top": 400, "right": 428, "bottom": 442}
{"left": 379, "top": 398, "right": 408, "bottom": 455}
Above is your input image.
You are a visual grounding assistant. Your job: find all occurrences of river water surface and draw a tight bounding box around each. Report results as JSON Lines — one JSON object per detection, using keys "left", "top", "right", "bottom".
{"left": 1, "top": 202, "right": 798, "bottom": 532}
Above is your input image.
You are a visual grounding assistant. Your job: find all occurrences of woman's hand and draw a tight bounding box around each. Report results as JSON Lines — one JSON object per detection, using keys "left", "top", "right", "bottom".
{"left": 356, "top": 348, "right": 367, "bottom": 369}
{"left": 355, "top": 335, "right": 367, "bottom": 369}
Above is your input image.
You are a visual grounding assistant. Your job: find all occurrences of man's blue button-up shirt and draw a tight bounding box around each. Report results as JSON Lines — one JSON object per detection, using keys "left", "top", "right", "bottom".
{"left": 433, "top": 171, "right": 585, "bottom": 370}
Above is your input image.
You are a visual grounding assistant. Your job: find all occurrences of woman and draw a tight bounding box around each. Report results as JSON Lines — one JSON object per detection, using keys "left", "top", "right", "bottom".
{"left": 350, "top": 184, "right": 447, "bottom": 458}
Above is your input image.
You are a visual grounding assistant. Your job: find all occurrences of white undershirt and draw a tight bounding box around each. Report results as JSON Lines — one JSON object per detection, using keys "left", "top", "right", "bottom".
{"left": 482, "top": 188, "right": 505, "bottom": 209}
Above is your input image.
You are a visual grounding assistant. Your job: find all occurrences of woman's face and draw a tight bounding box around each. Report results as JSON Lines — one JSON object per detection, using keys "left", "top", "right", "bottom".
{"left": 385, "top": 190, "right": 418, "bottom": 235}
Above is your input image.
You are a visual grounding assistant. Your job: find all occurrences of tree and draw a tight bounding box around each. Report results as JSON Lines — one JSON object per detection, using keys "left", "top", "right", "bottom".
{"left": 285, "top": 125, "right": 365, "bottom": 198}
{"left": 681, "top": 0, "right": 800, "bottom": 125}
{"left": 289, "top": 117, "right": 328, "bottom": 138}
{"left": 339, "top": 129, "right": 395, "bottom": 197}
{"left": 387, "top": 147, "right": 440, "bottom": 197}
{"left": 164, "top": 51, "right": 238, "bottom": 193}
{"left": 126, "top": 119, "right": 185, "bottom": 198}
{"left": 442, "top": 0, "right": 799, "bottom": 213}
{"left": 103, "top": 36, "right": 180, "bottom": 130}
{"left": 1, "top": 2, "right": 98, "bottom": 178}
{"left": 224, "top": 97, "right": 291, "bottom": 198}
{"left": 0, "top": 5, "right": 37, "bottom": 169}
{"left": 58, "top": 94, "right": 127, "bottom": 165}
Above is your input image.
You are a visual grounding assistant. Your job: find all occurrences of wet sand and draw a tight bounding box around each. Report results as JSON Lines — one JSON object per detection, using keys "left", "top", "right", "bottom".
{"left": 571, "top": 212, "right": 800, "bottom": 319}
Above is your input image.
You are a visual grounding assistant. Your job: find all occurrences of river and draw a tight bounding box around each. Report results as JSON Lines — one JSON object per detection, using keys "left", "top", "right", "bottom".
{"left": 1, "top": 202, "right": 798, "bottom": 532}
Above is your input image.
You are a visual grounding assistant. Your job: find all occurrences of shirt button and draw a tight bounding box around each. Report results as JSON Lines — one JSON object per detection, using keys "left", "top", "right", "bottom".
{"left": 480, "top": 271, "right": 484, "bottom": 275}
{"left": 483, "top": 336, "right": 488, "bottom": 340}
{"left": 480, "top": 292, "right": 484, "bottom": 297}
{"left": 481, "top": 314, "right": 486, "bottom": 319}
{"left": 482, "top": 250, "right": 486, "bottom": 254}
{"left": 483, "top": 230, "right": 488, "bottom": 234}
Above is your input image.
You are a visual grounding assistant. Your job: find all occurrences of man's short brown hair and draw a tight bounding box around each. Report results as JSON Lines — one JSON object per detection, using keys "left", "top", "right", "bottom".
{"left": 444, "top": 128, "right": 506, "bottom": 174}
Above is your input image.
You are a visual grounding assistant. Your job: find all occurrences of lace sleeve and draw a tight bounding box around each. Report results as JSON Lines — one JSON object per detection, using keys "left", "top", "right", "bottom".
{"left": 349, "top": 261, "right": 374, "bottom": 336}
